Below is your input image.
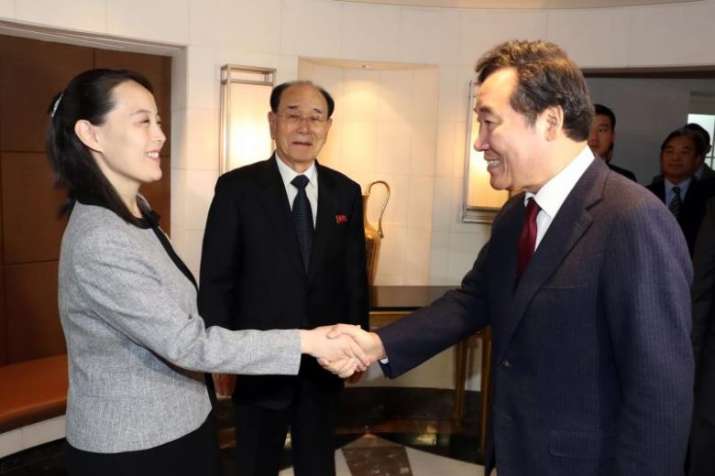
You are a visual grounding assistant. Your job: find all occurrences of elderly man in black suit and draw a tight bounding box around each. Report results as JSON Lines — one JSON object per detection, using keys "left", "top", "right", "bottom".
{"left": 324, "top": 40, "right": 693, "bottom": 476}
{"left": 199, "top": 81, "right": 368, "bottom": 476}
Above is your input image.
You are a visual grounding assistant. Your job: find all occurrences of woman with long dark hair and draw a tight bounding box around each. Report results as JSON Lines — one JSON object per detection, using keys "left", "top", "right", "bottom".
{"left": 47, "top": 69, "right": 365, "bottom": 476}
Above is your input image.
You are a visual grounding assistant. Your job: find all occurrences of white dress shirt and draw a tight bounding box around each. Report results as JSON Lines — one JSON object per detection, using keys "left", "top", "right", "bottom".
{"left": 275, "top": 153, "right": 318, "bottom": 228}
{"left": 524, "top": 146, "right": 594, "bottom": 250}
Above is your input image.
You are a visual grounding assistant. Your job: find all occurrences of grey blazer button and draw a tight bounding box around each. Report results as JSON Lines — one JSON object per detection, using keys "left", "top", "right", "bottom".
{"left": 502, "top": 360, "right": 511, "bottom": 368}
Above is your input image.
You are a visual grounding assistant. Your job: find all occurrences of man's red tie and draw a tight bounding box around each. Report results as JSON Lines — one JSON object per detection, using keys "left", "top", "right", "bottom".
{"left": 517, "top": 198, "right": 540, "bottom": 280}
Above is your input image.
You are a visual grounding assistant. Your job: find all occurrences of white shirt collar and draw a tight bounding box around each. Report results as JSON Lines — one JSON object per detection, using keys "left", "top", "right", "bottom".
{"left": 524, "top": 145, "right": 594, "bottom": 220}
{"left": 275, "top": 152, "right": 317, "bottom": 187}
{"left": 665, "top": 176, "right": 691, "bottom": 192}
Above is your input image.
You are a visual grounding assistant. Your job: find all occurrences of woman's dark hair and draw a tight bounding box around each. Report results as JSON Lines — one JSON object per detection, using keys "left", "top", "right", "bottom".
{"left": 46, "top": 68, "right": 154, "bottom": 224}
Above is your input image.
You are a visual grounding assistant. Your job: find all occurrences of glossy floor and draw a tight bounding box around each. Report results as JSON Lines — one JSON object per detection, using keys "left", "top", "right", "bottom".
{"left": 0, "top": 388, "right": 485, "bottom": 475}
{"left": 281, "top": 434, "right": 484, "bottom": 476}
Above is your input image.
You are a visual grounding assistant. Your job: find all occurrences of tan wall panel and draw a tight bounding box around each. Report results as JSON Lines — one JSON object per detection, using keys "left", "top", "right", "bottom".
{"left": 0, "top": 35, "right": 171, "bottom": 364}
{"left": 0, "top": 34, "right": 93, "bottom": 153}
{"left": 5, "top": 261, "right": 65, "bottom": 363}
{"left": 1, "top": 152, "right": 67, "bottom": 264}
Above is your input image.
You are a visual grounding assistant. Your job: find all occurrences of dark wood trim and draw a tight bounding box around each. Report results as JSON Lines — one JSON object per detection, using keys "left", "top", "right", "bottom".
{"left": 584, "top": 66, "right": 715, "bottom": 79}
{"left": 0, "top": 33, "right": 172, "bottom": 364}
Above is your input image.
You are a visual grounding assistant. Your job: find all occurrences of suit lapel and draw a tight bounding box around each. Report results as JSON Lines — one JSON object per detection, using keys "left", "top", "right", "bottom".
{"left": 683, "top": 179, "right": 701, "bottom": 208}
{"left": 256, "top": 156, "right": 305, "bottom": 276}
{"left": 497, "top": 159, "right": 606, "bottom": 362}
{"left": 308, "top": 163, "right": 336, "bottom": 282}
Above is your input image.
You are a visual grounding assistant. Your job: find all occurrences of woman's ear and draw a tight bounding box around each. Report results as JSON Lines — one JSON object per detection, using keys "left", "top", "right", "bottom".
{"left": 74, "top": 119, "right": 103, "bottom": 153}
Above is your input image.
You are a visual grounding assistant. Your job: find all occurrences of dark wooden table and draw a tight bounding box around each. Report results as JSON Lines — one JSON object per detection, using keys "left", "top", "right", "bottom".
{"left": 368, "top": 285, "right": 492, "bottom": 451}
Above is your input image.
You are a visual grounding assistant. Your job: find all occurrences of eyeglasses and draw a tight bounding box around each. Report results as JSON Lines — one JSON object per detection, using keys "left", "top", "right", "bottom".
{"left": 277, "top": 112, "right": 328, "bottom": 127}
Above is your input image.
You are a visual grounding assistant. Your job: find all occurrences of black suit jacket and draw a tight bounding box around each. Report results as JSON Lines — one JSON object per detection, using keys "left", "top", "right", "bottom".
{"left": 700, "top": 163, "right": 715, "bottom": 181}
{"left": 646, "top": 178, "right": 710, "bottom": 255}
{"left": 607, "top": 162, "right": 637, "bottom": 182}
{"left": 692, "top": 196, "right": 715, "bottom": 424}
{"left": 199, "top": 156, "right": 368, "bottom": 409}
{"left": 377, "top": 159, "right": 693, "bottom": 476}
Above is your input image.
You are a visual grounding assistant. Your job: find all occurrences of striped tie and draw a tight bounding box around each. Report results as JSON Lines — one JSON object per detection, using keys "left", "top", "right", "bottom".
{"left": 669, "top": 186, "right": 682, "bottom": 218}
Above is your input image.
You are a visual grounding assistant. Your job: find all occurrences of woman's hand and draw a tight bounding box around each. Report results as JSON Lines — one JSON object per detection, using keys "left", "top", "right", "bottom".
{"left": 300, "top": 326, "right": 369, "bottom": 372}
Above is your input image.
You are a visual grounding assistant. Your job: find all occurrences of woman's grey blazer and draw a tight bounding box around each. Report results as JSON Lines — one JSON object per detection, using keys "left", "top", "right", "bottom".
{"left": 58, "top": 202, "right": 301, "bottom": 453}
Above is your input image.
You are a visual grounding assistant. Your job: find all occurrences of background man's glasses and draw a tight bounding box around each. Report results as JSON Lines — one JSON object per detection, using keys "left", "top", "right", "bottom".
{"left": 278, "top": 112, "right": 328, "bottom": 127}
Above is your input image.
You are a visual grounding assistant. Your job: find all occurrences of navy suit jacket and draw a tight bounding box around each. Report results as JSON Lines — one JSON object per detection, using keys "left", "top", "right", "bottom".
{"left": 692, "top": 197, "right": 715, "bottom": 424}
{"left": 378, "top": 158, "right": 693, "bottom": 476}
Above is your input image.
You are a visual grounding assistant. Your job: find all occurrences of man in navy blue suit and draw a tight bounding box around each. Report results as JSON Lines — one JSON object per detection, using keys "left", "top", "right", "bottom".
{"left": 323, "top": 40, "right": 694, "bottom": 476}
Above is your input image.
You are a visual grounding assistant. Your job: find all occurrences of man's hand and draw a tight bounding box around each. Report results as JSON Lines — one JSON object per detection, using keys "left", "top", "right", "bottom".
{"left": 345, "top": 369, "right": 365, "bottom": 384}
{"left": 316, "top": 324, "right": 386, "bottom": 378}
{"left": 327, "top": 324, "right": 386, "bottom": 362}
{"left": 300, "top": 326, "right": 369, "bottom": 370}
{"left": 318, "top": 356, "right": 361, "bottom": 378}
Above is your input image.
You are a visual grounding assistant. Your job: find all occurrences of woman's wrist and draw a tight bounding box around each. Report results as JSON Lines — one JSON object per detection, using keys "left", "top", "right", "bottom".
{"left": 299, "top": 329, "right": 313, "bottom": 355}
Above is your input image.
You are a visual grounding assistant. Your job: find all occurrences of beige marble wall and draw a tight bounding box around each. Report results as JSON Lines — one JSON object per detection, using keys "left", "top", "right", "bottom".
{"left": 298, "top": 60, "right": 438, "bottom": 285}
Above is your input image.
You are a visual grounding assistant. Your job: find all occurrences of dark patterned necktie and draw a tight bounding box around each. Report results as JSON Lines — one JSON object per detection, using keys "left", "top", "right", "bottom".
{"left": 291, "top": 175, "right": 313, "bottom": 272}
{"left": 669, "top": 186, "right": 682, "bottom": 218}
{"left": 517, "top": 198, "right": 540, "bottom": 281}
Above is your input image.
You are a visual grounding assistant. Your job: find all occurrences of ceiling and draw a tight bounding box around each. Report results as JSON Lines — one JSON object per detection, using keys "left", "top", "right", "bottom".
{"left": 338, "top": 0, "right": 696, "bottom": 9}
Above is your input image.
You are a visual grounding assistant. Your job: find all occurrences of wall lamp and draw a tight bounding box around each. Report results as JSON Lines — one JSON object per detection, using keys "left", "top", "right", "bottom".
{"left": 219, "top": 65, "right": 276, "bottom": 174}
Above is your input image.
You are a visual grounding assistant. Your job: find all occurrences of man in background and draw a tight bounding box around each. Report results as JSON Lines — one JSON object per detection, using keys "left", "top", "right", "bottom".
{"left": 588, "top": 103, "right": 637, "bottom": 181}
{"left": 686, "top": 122, "right": 715, "bottom": 182}
{"left": 647, "top": 126, "right": 711, "bottom": 254}
{"left": 199, "top": 81, "right": 368, "bottom": 476}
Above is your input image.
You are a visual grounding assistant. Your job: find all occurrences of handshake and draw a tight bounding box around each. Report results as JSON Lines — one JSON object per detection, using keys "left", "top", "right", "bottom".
{"left": 300, "top": 324, "right": 386, "bottom": 378}
{"left": 214, "top": 325, "right": 388, "bottom": 399}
